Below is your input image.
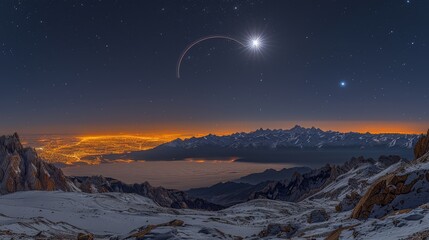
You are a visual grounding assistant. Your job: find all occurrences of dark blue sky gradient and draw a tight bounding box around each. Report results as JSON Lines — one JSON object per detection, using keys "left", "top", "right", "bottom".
{"left": 0, "top": 0, "right": 428, "bottom": 134}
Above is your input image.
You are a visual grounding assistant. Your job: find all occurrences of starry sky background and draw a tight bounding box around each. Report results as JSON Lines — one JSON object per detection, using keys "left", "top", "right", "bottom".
{"left": 1, "top": 0, "right": 428, "bottom": 134}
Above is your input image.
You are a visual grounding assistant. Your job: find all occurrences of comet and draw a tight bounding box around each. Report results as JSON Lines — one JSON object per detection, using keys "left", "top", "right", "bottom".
{"left": 176, "top": 35, "right": 264, "bottom": 78}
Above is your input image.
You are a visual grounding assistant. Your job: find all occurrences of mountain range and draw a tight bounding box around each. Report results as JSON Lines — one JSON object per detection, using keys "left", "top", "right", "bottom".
{"left": 92, "top": 125, "right": 418, "bottom": 165}
{"left": 0, "top": 130, "right": 429, "bottom": 239}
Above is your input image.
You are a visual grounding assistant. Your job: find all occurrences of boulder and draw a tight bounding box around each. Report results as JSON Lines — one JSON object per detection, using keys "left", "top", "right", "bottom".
{"left": 307, "top": 209, "right": 329, "bottom": 223}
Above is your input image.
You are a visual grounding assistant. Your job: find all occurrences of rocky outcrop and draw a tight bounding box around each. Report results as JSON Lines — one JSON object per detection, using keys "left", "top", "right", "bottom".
{"left": 351, "top": 172, "right": 420, "bottom": 219}
{"left": 0, "top": 133, "right": 76, "bottom": 194}
{"left": 71, "top": 176, "right": 224, "bottom": 210}
{"left": 352, "top": 141, "right": 429, "bottom": 219}
{"left": 414, "top": 130, "right": 429, "bottom": 159}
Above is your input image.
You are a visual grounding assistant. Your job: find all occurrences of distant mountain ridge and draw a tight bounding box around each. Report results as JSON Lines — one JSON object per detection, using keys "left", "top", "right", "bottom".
{"left": 164, "top": 125, "right": 417, "bottom": 149}
{"left": 93, "top": 125, "right": 418, "bottom": 163}
{"left": 234, "top": 166, "right": 312, "bottom": 185}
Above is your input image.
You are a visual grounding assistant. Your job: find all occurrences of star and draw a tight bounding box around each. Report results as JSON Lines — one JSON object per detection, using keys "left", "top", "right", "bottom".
{"left": 340, "top": 81, "right": 346, "bottom": 87}
{"left": 251, "top": 38, "right": 261, "bottom": 49}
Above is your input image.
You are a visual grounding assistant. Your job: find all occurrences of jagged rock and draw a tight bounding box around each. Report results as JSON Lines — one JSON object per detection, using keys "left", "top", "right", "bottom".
{"left": 351, "top": 153, "right": 429, "bottom": 219}
{"left": 258, "top": 223, "right": 297, "bottom": 238}
{"left": 77, "top": 233, "right": 94, "bottom": 240}
{"left": 307, "top": 209, "right": 329, "bottom": 223}
{"left": 414, "top": 130, "right": 429, "bottom": 159}
{"left": 71, "top": 176, "right": 224, "bottom": 210}
{"left": 335, "top": 191, "right": 361, "bottom": 212}
{"left": 0, "top": 133, "right": 76, "bottom": 194}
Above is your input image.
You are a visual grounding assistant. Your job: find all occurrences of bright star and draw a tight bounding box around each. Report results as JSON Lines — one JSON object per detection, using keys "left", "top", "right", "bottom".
{"left": 251, "top": 38, "right": 260, "bottom": 49}
{"left": 340, "top": 81, "right": 346, "bottom": 87}
{"left": 247, "top": 36, "right": 264, "bottom": 53}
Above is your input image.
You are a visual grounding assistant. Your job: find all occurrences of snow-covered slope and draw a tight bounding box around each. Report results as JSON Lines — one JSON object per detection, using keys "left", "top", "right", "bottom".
{"left": 0, "top": 191, "right": 286, "bottom": 239}
{"left": 2, "top": 190, "right": 429, "bottom": 239}
{"left": 0, "top": 153, "right": 428, "bottom": 239}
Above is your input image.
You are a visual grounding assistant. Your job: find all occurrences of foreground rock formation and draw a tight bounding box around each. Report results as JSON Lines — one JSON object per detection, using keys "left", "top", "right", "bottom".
{"left": 0, "top": 133, "right": 76, "bottom": 194}
{"left": 351, "top": 130, "right": 429, "bottom": 219}
{"left": 352, "top": 150, "right": 429, "bottom": 219}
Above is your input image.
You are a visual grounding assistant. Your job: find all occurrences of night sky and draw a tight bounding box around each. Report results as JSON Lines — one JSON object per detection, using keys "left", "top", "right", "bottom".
{"left": 1, "top": 0, "right": 428, "bottom": 134}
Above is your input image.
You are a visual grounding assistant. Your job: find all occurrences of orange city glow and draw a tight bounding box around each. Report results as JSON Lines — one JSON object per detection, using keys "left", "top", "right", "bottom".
{"left": 24, "top": 120, "right": 426, "bottom": 166}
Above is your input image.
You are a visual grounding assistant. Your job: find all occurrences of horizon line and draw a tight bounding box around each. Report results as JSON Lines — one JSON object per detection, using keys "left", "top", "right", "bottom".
{"left": 11, "top": 124, "right": 428, "bottom": 138}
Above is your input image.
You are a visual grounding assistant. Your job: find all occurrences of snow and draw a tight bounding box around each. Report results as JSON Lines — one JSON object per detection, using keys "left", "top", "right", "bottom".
{"left": 1, "top": 188, "right": 429, "bottom": 239}
{"left": 1, "top": 152, "right": 429, "bottom": 239}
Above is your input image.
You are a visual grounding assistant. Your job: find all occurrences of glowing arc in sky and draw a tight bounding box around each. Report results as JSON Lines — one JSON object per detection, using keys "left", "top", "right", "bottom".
{"left": 176, "top": 35, "right": 245, "bottom": 79}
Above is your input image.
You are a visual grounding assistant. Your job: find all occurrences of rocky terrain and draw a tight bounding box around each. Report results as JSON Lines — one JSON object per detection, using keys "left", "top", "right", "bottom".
{"left": 352, "top": 149, "right": 429, "bottom": 219}
{"left": 0, "top": 133, "right": 77, "bottom": 194}
{"left": 0, "top": 130, "right": 429, "bottom": 239}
